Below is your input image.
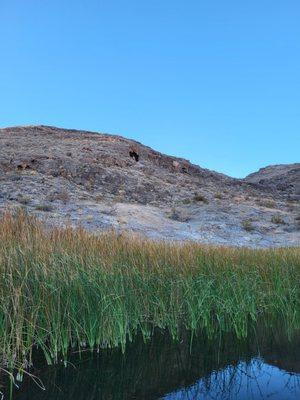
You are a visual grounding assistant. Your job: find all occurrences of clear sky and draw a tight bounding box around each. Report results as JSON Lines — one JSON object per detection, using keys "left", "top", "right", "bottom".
{"left": 0, "top": 1, "right": 299, "bottom": 177}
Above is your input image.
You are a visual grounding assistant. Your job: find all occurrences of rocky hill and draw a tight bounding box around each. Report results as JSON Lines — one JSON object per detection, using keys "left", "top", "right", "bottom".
{"left": 0, "top": 125, "right": 299, "bottom": 247}
{"left": 245, "top": 164, "right": 300, "bottom": 197}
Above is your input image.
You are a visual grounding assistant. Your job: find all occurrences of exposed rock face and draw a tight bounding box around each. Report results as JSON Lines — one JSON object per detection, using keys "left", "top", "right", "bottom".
{"left": 245, "top": 164, "right": 300, "bottom": 197}
{"left": 0, "top": 125, "right": 299, "bottom": 248}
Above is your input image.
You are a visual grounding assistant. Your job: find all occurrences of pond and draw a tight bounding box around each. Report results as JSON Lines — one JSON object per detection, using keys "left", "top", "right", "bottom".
{"left": 4, "top": 325, "right": 300, "bottom": 400}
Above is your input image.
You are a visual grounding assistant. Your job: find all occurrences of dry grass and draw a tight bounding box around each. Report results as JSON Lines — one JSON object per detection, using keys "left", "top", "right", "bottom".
{"left": 0, "top": 210, "right": 299, "bottom": 378}
{"left": 256, "top": 199, "right": 276, "bottom": 209}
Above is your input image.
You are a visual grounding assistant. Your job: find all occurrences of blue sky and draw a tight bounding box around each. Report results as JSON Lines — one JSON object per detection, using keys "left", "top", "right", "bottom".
{"left": 0, "top": 0, "right": 299, "bottom": 177}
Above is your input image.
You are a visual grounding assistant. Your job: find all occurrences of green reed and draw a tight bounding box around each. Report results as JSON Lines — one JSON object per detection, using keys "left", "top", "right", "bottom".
{"left": 0, "top": 210, "right": 299, "bottom": 375}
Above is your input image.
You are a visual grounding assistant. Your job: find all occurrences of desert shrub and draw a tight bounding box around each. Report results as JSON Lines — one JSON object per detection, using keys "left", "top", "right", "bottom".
{"left": 94, "top": 194, "right": 104, "bottom": 203}
{"left": 256, "top": 199, "right": 276, "bottom": 209}
{"left": 193, "top": 193, "right": 209, "bottom": 203}
{"left": 214, "top": 192, "right": 223, "bottom": 200}
{"left": 271, "top": 215, "right": 286, "bottom": 225}
{"left": 17, "top": 195, "right": 31, "bottom": 205}
{"left": 182, "top": 198, "right": 192, "bottom": 205}
{"left": 47, "top": 190, "right": 70, "bottom": 203}
{"left": 35, "top": 204, "right": 54, "bottom": 212}
{"left": 242, "top": 219, "right": 255, "bottom": 232}
{"left": 167, "top": 207, "right": 191, "bottom": 222}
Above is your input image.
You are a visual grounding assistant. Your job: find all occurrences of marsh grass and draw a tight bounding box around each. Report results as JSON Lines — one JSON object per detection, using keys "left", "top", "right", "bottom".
{"left": 0, "top": 210, "right": 299, "bottom": 378}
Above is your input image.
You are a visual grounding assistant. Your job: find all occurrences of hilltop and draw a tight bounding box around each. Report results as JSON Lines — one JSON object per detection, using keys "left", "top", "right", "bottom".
{"left": 0, "top": 125, "right": 299, "bottom": 247}
{"left": 245, "top": 163, "right": 300, "bottom": 194}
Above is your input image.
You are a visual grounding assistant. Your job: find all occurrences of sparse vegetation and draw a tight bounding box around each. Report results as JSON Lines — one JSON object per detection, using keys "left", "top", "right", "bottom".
{"left": 214, "top": 192, "right": 223, "bottom": 200}
{"left": 47, "top": 190, "right": 70, "bottom": 203}
{"left": 167, "top": 207, "right": 191, "bottom": 222}
{"left": 193, "top": 193, "right": 209, "bottom": 203}
{"left": 94, "top": 194, "right": 104, "bottom": 203}
{"left": 182, "top": 198, "right": 192, "bottom": 205}
{"left": 17, "top": 195, "right": 31, "bottom": 205}
{"left": 0, "top": 210, "right": 299, "bottom": 378}
{"left": 35, "top": 204, "right": 54, "bottom": 212}
{"left": 271, "top": 215, "right": 286, "bottom": 225}
{"left": 256, "top": 199, "right": 276, "bottom": 209}
{"left": 59, "top": 190, "right": 70, "bottom": 203}
{"left": 101, "top": 204, "right": 117, "bottom": 216}
{"left": 242, "top": 219, "right": 255, "bottom": 232}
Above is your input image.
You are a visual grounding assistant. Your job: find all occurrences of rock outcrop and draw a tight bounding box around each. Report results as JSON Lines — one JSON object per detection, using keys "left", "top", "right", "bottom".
{"left": 245, "top": 164, "right": 300, "bottom": 197}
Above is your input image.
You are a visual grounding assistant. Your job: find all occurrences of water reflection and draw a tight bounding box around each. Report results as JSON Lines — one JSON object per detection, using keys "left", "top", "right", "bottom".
{"left": 9, "top": 325, "right": 300, "bottom": 399}
{"left": 163, "top": 360, "right": 299, "bottom": 400}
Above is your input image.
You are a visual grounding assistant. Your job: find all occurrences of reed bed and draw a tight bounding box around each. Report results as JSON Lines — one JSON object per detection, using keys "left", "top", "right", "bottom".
{"left": 0, "top": 210, "right": 299, "bottom": 375}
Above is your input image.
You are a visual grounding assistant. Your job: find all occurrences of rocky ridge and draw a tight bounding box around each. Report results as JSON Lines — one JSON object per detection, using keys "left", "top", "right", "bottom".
{"left": 245, "top": 164, "right": 300, "bottom": 197}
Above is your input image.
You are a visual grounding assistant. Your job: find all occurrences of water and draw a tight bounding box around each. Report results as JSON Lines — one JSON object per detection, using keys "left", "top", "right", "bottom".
{"left": 4, "top": 326, "right": 300, "bottom": 400}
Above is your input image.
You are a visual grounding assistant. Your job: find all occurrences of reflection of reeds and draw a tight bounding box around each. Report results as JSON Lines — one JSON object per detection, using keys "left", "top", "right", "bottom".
{"left": 0, "top": 210, "right": 299, "bottom": 376}
{"left": 163, "top": 359, "right": 300, "bottom": 400}
{"left": 8, "top": 326, "right": 300, "bottom": 400}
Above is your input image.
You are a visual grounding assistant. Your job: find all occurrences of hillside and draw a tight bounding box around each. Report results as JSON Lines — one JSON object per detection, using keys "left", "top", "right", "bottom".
{"left": 245, "top": 164, "right": 300, "bottom": 196}
{"left": 0, "top": 125, "right": 299, "bottom": 247}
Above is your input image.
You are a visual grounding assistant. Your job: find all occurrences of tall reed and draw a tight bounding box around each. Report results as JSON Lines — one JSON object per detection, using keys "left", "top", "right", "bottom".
{"left": 0, "top": 210, "right": 299, "bottom": 374}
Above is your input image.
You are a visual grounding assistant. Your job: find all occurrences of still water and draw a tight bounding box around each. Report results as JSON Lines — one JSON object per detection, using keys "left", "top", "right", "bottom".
{"left": 7, "top": 327, "right": 300, "bottom": 400}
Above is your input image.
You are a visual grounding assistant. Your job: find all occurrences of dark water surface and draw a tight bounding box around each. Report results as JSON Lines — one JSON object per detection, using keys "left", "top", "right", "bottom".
{"left": 6, "top": 327, "right": 300, "bottom": 400}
